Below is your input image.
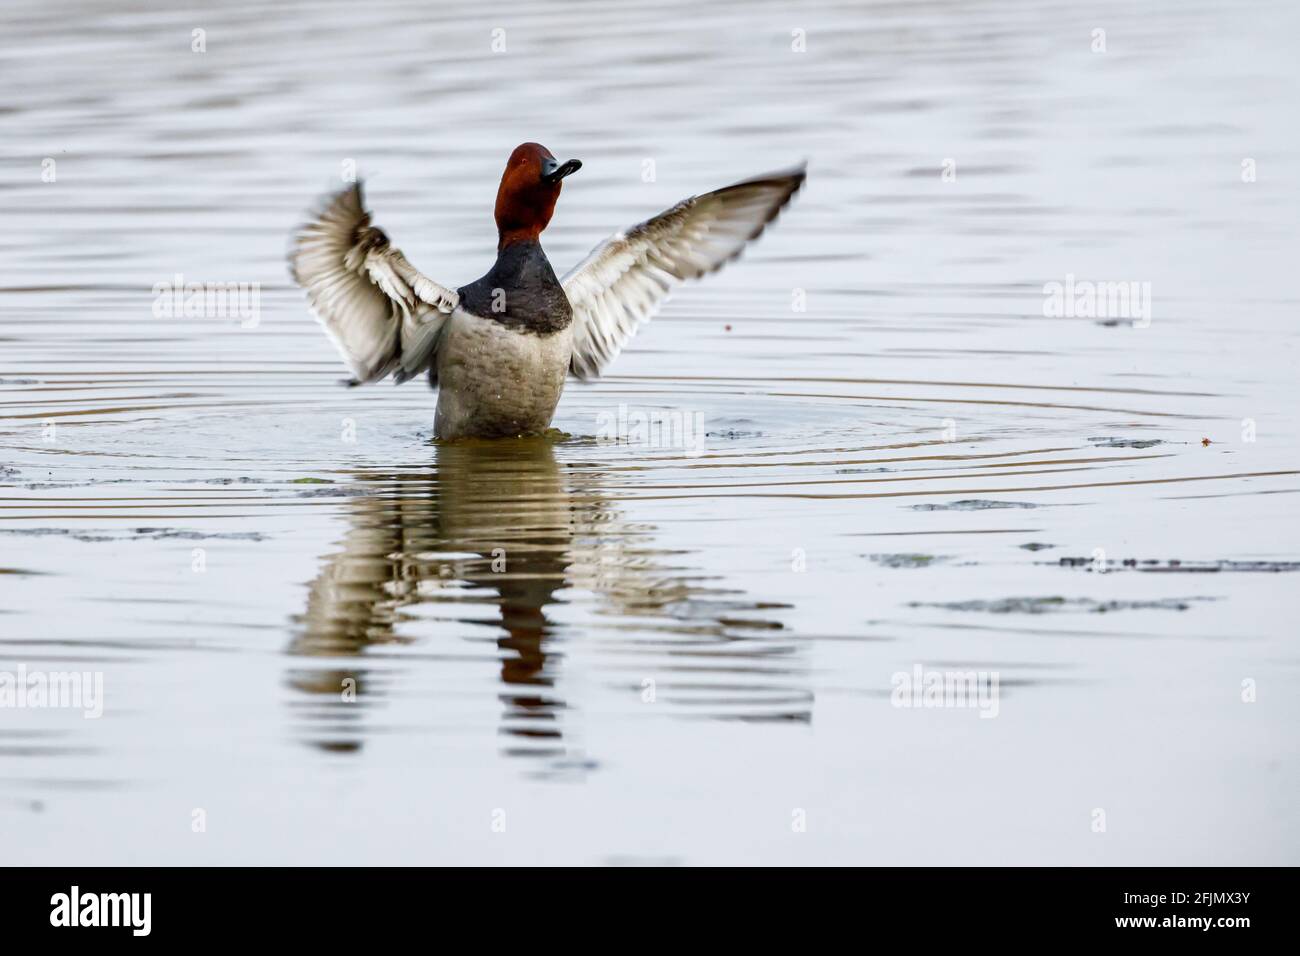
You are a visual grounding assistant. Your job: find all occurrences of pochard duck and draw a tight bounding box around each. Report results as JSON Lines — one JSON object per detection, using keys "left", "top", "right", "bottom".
{"left": 289, "top": 144, "right": 805, "bottom": 439}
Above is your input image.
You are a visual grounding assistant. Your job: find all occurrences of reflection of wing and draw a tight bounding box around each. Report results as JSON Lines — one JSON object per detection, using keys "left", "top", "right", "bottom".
{"left": 296, "top": 443, "right": 572, "bottom": 655}
{"left": 289, "top": 182, "right": 458, "bottom": 385}
{"left": 295, "top": 513, "right": 412, "bottom": 652}
{"left": 291, "top": 440, "right": 810, "bottom": 756}
{"left": 293, "top": 442, "right": 574, "bottom": 756}
{"left": 562, "top": 166, "right": 806, "bottom": 380}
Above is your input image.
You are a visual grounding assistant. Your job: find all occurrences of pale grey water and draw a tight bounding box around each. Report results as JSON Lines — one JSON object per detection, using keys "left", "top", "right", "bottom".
{"left": 1, "top": 0, "right": 1297, "bottom": 864}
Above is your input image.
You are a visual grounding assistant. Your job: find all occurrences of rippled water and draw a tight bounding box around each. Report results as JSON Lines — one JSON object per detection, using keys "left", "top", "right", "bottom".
{"left": 2, "top": 0, "right": 1297, "bottom": 864}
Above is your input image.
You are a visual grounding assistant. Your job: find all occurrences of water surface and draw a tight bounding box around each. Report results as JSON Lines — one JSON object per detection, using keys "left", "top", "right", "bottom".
{"left": 1, "top": 0, "right": 1297, "bottom": 864}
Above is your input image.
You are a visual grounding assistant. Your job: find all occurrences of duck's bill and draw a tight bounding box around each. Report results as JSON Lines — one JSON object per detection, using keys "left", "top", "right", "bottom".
{"left": 542, "top": 158, "right": 582, "bottom": 183}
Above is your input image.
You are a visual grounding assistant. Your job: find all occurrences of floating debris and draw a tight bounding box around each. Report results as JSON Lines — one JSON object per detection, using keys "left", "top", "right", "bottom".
{"left": 1053, "top": 557, "right": 1300, "bottom": 573}
{"left": 911, "top": 499, "right": 1038, "bottom": 511}
{"left": 1088, "top": 437, "right": 1164, "bottom": 449}
{"left": 911, "top": 595, "right": 1211, "bottom": 613}
{"left": 21, "top": 476, "right": 266, "bottom": 489}
{"left": 867, "top": 553, "right": 944, "bottom": 568}
{"left": 131, "top": 528, "right": 267, "bottom": 541}
{"left": 0, "top": 527, "right": 266, "bottom": 543}
{"left": 292, "top": 486, "right": 378, "bottom": 498}
{"left": 0, "top": 528, "right": 116, "bottom": 542}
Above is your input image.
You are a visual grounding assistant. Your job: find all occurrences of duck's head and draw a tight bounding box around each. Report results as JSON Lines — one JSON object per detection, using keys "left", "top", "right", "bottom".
{"left": 494, "top": 143, "right": 581, "bottom": 248}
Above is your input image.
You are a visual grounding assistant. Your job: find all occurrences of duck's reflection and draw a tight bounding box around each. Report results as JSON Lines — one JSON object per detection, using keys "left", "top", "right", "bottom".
{"left": 287, "top": 436, "right": 808, "bottom": 760}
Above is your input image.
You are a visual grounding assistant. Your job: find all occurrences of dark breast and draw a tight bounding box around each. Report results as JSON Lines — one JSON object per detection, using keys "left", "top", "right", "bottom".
{"left": 457, "top": 240, "right": 572, "bottom": 334}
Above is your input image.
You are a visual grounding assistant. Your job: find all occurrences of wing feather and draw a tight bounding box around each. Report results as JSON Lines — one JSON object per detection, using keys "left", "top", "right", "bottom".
{"left": 289, "top": 182, "right": 458, "bottom": 384}
{"left": 562, "top": 164, "right": 805, "bottom": 380}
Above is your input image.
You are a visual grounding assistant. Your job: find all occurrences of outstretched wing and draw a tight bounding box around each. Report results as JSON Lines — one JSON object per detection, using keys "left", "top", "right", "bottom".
{"left": 289, "top": 182, "right": 459, "bottom": 385}
{"left": 562, "top": 165, "right": 806, "bottom": 380}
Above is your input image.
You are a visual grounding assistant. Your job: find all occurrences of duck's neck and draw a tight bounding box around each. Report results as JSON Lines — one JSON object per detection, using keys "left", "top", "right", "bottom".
{"left": 458, "top": 240, "right": 572, "bottom": 334}
{"left": 497, "top": 229, "right": 542, "bottom": 254}
{"left": 491, "top": 238, "right": 549, "bottom": 279}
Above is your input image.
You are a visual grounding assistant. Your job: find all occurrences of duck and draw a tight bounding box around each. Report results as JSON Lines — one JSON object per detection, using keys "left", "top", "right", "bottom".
{"left": 289, "top": 143, "right": 805, "bottom": 440}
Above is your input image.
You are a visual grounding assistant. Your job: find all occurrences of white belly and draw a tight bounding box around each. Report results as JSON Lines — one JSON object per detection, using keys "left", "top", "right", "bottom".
{"left": 434, "top": 309, "right": 573, "bottom": 439}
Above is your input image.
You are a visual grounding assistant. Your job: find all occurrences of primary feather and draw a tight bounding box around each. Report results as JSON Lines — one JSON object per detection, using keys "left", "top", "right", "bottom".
{"left": 289, "top": 182, "right": 458, "bottom": 384}
{"left": 562, "top": 165, "right": 806, "bottom": 380}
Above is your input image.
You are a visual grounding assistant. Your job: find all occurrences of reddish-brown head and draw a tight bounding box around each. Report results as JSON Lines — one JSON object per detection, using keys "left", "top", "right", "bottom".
{"left": 494, "top": 143, "right": 582, "bottom": 249}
